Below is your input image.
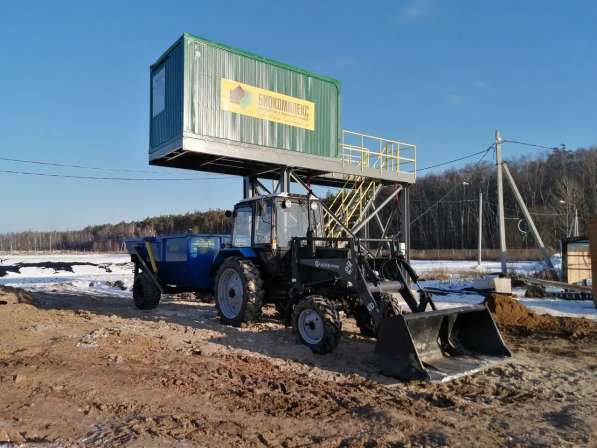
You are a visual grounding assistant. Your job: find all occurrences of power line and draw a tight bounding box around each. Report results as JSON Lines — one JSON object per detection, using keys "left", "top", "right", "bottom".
{"left": 502, "top": 139, "right": 565, "bottom": 151}
{"left": 411, "top": 144, "right": 494, "bottom": 224}
{"left": 0, "top": 168, "right": 228, "bottom": 182}
{"left": 413, "top": 199, "right": 562, "bottom": 217}
{"left": 0, "top": 155, "right": 162, "bottom": 174}
{"left": 416, "top": 145, "right": 494, "bottom": 172}
{"left": 412, "top": 199, "right": 480, "bottom": 203}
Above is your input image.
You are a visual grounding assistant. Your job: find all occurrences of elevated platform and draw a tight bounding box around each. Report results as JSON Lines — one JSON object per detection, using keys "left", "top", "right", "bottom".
{"left": 150, "top": 130, "right": 417, "bottom": 188}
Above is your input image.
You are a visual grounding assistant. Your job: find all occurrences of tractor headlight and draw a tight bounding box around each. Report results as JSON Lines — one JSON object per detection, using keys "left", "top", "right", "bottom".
{"left": 283, "top": 199, "right": 292, "bottom": 209}
{"left": 310, "top": 201, "right": 318, "bottom": 210}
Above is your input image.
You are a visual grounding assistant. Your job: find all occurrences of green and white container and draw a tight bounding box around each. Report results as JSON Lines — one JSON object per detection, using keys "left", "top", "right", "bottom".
{"left": 149, "top": 33, "right": 341, "bottom": 163}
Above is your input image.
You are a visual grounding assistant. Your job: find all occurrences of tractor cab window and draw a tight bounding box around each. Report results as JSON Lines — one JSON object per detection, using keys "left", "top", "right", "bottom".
{"left": 276, "top": 200, "right": 323, "bottom": 248}
{"left": 232, "top": 206, "right": 252, "bottom": 247}
{"left": 254, "top": 202, "right": 273, "bottom": 245}
{"left": 310, "top": 202, "right": 324, "bottom": 237}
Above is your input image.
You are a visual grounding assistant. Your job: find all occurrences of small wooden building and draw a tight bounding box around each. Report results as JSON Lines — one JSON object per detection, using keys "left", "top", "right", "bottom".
{"left": 561, "top": 237, "right": 591, "bottom": 285}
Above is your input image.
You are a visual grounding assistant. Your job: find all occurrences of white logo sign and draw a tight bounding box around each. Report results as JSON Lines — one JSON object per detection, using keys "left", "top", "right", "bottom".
{"left": 345, "top": 260, "right": 353, "bottom": 275}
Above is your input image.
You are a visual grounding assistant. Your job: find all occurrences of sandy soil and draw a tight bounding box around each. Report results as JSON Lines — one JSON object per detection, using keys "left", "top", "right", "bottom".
{"left": 1, "top": 286, "right": 596, "bottom": 447}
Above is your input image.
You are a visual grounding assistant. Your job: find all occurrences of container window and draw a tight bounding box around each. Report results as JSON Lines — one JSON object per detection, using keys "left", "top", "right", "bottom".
{"left": 165, "top": 238, "right": 187, "bottom": 262}
{"left": 152, "top": 66, "right": 165, "bottom": 118}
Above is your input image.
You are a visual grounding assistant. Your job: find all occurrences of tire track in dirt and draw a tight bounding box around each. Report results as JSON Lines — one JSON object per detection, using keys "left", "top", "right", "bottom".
{"left": 1, "top": 286, "right": 596, "bottom": 447}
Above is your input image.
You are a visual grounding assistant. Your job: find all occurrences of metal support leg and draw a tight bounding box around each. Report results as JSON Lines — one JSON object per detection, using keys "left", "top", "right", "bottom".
{"left": 243, "top": 176, "right": 260, "bottom": 199}
{"left": 279, "top": 167, "right": 291, "bottom": 194}
{"left": 400, "top": 185, "right": 410, "bottom": 261}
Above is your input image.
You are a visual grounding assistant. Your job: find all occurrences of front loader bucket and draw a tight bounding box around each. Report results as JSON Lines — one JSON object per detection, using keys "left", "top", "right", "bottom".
{"left": 375, "top": 305, "right": 511, "bottom": 382}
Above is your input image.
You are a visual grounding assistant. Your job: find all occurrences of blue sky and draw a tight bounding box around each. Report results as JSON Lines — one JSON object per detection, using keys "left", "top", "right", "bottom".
{"left": 1, "top": 0, "right": 595, "bottom": 232}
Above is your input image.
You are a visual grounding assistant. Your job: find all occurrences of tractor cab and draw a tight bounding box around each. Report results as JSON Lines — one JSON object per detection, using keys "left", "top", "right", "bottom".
{"left": 230, "top": 194, "right": 325, "bottom": 251}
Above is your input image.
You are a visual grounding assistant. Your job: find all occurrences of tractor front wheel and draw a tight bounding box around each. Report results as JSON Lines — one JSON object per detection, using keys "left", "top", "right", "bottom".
{"left": 293, "top": 296, "right": 341, "bottom": 354}
{"left": 354, "top": 293, "right": 402, "bottom": 338}
{"left": 215, "top": 258, "right": 264, "bottom": 326}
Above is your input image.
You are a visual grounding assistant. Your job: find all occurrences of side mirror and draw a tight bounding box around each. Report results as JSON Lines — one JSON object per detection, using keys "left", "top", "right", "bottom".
{"left": 225, "top": 210, "right": 233, "bottom": 218}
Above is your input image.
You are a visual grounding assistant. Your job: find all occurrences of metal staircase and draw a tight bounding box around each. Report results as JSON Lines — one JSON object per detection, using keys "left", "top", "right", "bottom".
{"left": 324, "top": 175, "right": 381, "bottom": 238}
{"left": 323, "top": 130, "right": 414, "bottom": 238}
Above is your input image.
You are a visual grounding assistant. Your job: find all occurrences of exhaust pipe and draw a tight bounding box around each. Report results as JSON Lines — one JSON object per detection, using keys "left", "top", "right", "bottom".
{"left": 375, "top": 305, "right": 512, "bottom": 382}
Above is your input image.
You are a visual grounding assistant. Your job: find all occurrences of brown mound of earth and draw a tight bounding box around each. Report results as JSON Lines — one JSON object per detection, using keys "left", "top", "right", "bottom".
{"left": 485, "top": 293, "right": 596, "bottom": 339}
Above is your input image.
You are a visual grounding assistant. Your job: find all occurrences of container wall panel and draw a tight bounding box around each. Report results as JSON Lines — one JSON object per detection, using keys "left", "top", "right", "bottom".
{"left": 150, "top": 41, "right": 184, "bottom": 152}
{"left": 183, "top": 35, "right": 340, "bottom": 158}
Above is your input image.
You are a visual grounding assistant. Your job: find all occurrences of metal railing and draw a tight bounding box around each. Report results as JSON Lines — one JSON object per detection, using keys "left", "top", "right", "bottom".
{"left": 341, "top": 130, "right": 416, "bottom": 178}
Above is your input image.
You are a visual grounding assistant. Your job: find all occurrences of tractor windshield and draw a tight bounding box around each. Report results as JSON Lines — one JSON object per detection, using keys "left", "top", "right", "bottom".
{"left": 276, "top": 200, "right": 323, "bottom": 247}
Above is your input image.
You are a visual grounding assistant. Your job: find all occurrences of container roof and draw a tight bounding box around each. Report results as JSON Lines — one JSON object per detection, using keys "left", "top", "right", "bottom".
{"left": 151, "top": 32, "right": 341, "bottom": 90}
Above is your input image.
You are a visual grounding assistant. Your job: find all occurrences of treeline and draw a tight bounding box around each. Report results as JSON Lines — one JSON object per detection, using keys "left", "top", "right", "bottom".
{"left": 409, "top": 147, "right": 597, "bottom": 250}
{"left": 1, "top": 147, "right": 595, "bottom": 253}
{"left": 0, "top": 210, "right": 231, "bottom": 252}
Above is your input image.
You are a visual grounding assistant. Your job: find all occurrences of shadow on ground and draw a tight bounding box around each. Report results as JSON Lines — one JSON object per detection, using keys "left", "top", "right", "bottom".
{"left": 24, "top": 289, "right": 397, "bottom": 383}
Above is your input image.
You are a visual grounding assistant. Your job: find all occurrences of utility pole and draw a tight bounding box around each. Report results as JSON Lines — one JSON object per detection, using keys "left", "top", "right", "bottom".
{"left": 573, "top": 207, "right": 579, "bottom": 237}
{"left": 478, "top": 190, "right": 483, "bottom": 267}
{"left": 461, "top": 181, "right": 469, "bottom": 249}
{"left": 496, "top": 130, "right": 508, "bottom": 274}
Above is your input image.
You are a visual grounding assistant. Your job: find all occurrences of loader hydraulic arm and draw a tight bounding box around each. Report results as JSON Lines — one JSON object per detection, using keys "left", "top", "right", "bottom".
{"left": 392, "top": 256, "right": 436, "bottom": 313}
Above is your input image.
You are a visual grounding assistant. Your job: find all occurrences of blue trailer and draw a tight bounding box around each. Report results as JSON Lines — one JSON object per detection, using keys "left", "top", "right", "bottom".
{"left": 126, "top": 234, "right": 231, "bottom": 305}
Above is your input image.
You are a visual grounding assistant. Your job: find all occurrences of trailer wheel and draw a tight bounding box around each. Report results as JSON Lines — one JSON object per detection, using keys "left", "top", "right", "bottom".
{"left": 215, "top": 258, "right": 264, "bottom": 326}
{"left": 132, "top": 271, "right": 161, "bottom": 310}
{"left": 354, "top": 293, "right": 402, "bottom": 338}
{"left": 293, "top": 296, "right": 341, "bottom": 354}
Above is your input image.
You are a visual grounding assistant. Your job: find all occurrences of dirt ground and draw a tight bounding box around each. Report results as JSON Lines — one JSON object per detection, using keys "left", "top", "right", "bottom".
{"left": 1, "top": 286, "right": 596, "bottom": 447}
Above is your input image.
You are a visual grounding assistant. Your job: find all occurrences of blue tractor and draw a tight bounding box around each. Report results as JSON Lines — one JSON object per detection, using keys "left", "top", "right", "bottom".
{"left": 126, "top": 191, "right": 511, "bottom": 381}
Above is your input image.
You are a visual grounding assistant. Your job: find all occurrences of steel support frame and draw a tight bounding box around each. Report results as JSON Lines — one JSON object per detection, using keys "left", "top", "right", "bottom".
{"left": 374, "top": 206, "right": 399, "bottom": 257}
{"left": 245, "top": 166, "right": 411, "bottom": 260}
{"left": 243, "top": 175, "right": 274, "bottom": 198}
{"left": 351, "top": 184, "right": 383, "bottom": 236}
{"left": 242, "top": 176, "right": 257, "bottom": 199}
{"left": 401, "top": 186, "right": 410, "bottom": 261}
{"left": 288, "top": 169, "right": 356, "bottom": 239}
{"left": 352, "top": 186, "right": 402, "bottom": 235}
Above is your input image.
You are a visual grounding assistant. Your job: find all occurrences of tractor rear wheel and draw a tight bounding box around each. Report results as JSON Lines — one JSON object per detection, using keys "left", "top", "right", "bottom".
{"left": 132, "top": 271, "right": 161, "bottom": 310}
{"left": 354, "top": 293, "right": 402, "bottom": 338}
{"left": 215, "top": 258, "right": 264, "bottom": 326}
{"left": 293, "top": 296, "right": 341, "bottom": 354}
